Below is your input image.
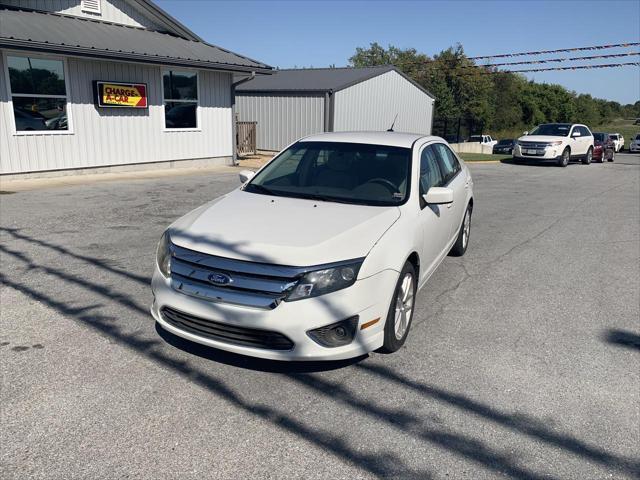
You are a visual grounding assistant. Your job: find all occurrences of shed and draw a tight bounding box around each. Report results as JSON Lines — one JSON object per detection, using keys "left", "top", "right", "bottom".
{"left": 235, "top": 65, "right": 435, "bottom": 151}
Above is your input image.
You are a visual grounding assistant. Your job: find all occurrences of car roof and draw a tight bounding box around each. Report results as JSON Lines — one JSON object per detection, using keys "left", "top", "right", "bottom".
{"left": 298, "top": 131, "right": 438, "bottom": 148}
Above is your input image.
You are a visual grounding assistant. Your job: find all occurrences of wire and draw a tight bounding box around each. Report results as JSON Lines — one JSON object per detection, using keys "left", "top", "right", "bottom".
{"left": 476, "top": 52, "right": 640, "bottom": 67}
{"left": 468, "top": 42, "right": 640, "bottom": 60}
{"left": 458, "top": 62, "right": 640, "bottom": 75}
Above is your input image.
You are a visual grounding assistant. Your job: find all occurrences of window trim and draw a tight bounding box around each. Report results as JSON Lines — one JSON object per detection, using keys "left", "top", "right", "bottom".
{"left": 161, "top": 68, "right": 201, "bottom": 132}
{"left": 3, "top": 50, "right": 73, "bottom": 136}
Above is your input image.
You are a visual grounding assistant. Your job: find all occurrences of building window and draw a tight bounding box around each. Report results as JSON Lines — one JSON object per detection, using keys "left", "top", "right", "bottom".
{"left": 162, "top": 70, "right": 198, "bottom": 129}
{"left": 7, "top": 55, "right": 69, "bottom": 132}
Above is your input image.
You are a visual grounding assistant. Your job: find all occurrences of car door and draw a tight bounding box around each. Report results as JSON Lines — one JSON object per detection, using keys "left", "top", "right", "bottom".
{"left": 580, "top": 126, "right": 593, "bottom": 153}
{"left": 432, "top": 143, "right": 467, "bottom": 241}
{"left": 569, "top": 126, "right": 585, "bottom": 156}
{"left": 417, "top": 144, "right": 453, "bottom": 282}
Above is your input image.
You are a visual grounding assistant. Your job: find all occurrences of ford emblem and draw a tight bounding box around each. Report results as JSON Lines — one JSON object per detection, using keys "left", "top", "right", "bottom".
{"left": 208, "top": 272, "right": 232, "bottom": 286}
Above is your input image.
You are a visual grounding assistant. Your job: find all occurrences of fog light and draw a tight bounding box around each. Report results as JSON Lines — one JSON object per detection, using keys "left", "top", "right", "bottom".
{"left": 307, "top": 316, "right": 358, "bottom": 348}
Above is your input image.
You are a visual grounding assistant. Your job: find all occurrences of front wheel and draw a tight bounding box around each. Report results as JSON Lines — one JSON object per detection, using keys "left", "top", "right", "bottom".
{"left": 582, "top": 147, "right": 592, "bottom": 165}
{"left": 378, "top": 262, "right": 417, "bottom": 354}
{"left": 558, "top": 148, "right": 570, "bottom": 167}
{"left": 609, "top": 150, "right": 615, "bottom": 162}
{"left": 449, "top": 204, "right": 472, "bottom": 257}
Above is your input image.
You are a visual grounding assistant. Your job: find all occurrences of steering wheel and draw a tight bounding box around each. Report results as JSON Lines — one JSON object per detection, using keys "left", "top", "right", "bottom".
{"left": 367, "top": 178, "right": 398, "bottom": 193}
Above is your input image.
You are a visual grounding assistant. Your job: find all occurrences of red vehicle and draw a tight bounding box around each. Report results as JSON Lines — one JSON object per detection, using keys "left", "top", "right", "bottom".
{"left": 593, "top": 132, "right": 615, "bottom": 162}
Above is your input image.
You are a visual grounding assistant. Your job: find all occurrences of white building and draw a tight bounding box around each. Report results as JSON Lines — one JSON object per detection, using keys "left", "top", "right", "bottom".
{"left": 236, "top": 66, "right": 435, "bottom": 151}
{"left": 0, "top": 0, "right": 271, "bottom": 176}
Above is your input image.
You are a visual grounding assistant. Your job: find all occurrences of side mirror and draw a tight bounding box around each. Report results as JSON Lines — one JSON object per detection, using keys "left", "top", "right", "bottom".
{"left": 423, "top": 187, "right": 454, "bottom": 205}
{"left": 238, "top": 170, "right": 255, "bottom": 184}
{"left": 571, "top": 131, "right": 581, "bottom": 138}
{"left": 523, "top": 131, "right": 529, "bottom": 136}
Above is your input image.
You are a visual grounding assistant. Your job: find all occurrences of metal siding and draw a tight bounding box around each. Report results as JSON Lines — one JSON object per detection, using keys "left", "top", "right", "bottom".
{"left": 333, "top": 70, "right": 433, "bottom": 135}
{"left": 0, "top": 53, "right": 233, "bottom": 174}
{"left": 236, "top": 93, "right": 324, "bottom": 151}
{"left": 1, "top": 0, "right": 162, "bottom": 28}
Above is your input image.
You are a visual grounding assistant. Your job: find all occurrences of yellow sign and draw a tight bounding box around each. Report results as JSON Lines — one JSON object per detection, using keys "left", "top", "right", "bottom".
{"left": 96, "top": 81, "right": 147, "bottom": 108}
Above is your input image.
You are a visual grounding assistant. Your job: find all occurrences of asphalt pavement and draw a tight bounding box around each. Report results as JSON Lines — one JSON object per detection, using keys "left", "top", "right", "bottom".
{"left": 1, "top": 153, "right": 639, "bottom": 479}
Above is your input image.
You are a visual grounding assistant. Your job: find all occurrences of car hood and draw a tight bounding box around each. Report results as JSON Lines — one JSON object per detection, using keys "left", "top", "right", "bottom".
{"left": 169, "top": 189, "right": 401, "bottom": 266}
{"left": 518, "top": 135, "right": 568, "bottom": 143}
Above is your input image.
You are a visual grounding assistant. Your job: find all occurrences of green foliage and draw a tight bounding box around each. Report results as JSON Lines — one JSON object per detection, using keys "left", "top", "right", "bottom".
{"left": 349, "top": 43, "right": 638, "bottom": 136}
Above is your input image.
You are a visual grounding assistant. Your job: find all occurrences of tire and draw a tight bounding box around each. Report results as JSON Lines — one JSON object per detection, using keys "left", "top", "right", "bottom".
{"left": 379, "top": 262, "right": 417, "bottom": 354}
{"left": 582, "top": 147, "right": 592, "bottom": 165}
{"left": 609, "top": 150, "right": 615, "bottom": 162}
{"left": 557, "top": 148, "right": 570, "bottom": 167}
{"left": 597, "top": 152, "right": 605, "bottom": 163}
{"left": 449, "top": 204, "right": 472, "bottom": 257}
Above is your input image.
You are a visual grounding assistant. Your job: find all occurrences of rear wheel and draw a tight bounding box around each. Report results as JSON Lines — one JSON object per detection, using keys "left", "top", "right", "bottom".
{"left": 557, "top": 148, "right": 570, "bottom": 167}
{"left": 379, "top": 262, "right": 417, "bottom": 354}
{"left": 609, "top": 150, "right": 615, "bottom": 162}
{"left": 582, "top": 147, "right": 592, "bottom": 165}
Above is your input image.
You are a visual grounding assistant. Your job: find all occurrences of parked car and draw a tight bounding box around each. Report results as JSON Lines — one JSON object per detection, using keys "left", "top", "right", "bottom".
{"left": 630, "top": 133, "right": 640, "bottom": 153}
{"left": 609, "top": 133, "right": 624, "bottom": 152}
{"left": 492, "top": 139, "right": 516, "bottom": 155}
{"left": 13, "top": 108, "right": 47, "bottom": 131}
{"left": 513, "top": 123, "right": 594, "bottom": 167}
{"left": 152, "top": 132, "right": 474, "bottom": 361}
{"left": 592, "top": 132, "right": 615, "bottom": 162}
{"left": 467, "top": 135, "right": 497, "bottom": 147}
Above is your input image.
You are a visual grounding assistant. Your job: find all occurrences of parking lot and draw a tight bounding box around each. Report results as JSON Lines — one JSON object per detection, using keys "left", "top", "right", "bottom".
{"left": 1, "top": 154, "right": 639, "bottom": 479}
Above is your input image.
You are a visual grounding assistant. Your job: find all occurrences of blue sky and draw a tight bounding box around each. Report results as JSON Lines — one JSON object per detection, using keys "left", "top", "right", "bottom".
{"left": 157, "top": 0, "right": 640, "bottom": 104}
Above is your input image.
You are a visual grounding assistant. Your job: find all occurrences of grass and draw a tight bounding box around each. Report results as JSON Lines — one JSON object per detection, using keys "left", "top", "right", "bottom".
{"left": 592, "top": 118, "right": 639, "bottom": 149}
{"left": 459, "top": 153, "right": 511, "bottom": 162}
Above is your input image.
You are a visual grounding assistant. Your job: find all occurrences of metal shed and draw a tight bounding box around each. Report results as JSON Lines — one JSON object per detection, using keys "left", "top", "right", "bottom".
{"left": 235, "top": 66, "right": 435, "bottom": 151}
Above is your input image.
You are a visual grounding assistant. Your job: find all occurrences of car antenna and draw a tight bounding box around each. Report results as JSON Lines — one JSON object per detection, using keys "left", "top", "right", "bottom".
{"left": 387, "top": 114, "right": 398, "bottom": 132}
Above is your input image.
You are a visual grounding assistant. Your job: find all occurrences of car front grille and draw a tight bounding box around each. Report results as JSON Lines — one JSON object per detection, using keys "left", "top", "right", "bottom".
{"left": 161, "top": 306, "right": 294, "bottom": 350}
{"left": 168, "top": 244, "right": 304, "bottom": 309}
{"left": 519, "top": 141, "right": 550, "bottom": 149}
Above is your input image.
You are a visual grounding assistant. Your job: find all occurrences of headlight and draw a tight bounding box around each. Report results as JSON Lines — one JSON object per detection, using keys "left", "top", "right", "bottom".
{"left": 546, "top": 141, "right": 563, "bottom": 146}
{"left": 156, "top": 232, "right": 172, "bottom": 277}
{"left": 286, "top": 260, "right": 363, "bottom": 301}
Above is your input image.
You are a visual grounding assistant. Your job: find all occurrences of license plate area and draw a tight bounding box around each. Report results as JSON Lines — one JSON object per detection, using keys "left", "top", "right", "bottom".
{"left": 526, "top": 149, "right": 538, "bottom": 155}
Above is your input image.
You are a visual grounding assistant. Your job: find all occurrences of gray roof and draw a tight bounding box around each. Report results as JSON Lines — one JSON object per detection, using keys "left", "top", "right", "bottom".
{"left": 0, "top": 7, "right": 272, "bottom": 74}
{"left": 236, "top": 65, "right": 435, "bottom": 98}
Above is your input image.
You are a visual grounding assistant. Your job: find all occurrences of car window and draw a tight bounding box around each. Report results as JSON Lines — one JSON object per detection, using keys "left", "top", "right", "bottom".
{"left": 433, "top": 143, "right": 461, "bottom": 184}
{"left": 246, "top": 141, "right": 411, "bottom": 206}
{"left": 578, "top": 126, "right": 591, "bottom": 136}
{"left": 419, "top": 145, "right": 444, "bottom": 195}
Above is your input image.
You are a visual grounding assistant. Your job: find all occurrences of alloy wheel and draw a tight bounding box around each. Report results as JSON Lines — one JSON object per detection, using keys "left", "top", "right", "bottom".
{"left": 394, "top": 273, "right": 414, "bottom": 340}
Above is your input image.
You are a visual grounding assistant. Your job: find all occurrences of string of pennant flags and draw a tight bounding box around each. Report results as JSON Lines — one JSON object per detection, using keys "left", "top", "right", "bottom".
{"left": 468, "top": 42, "right": 640, "bottom": 59}
{"left": 460, "top": 61, "right": 640, "bottom": 75}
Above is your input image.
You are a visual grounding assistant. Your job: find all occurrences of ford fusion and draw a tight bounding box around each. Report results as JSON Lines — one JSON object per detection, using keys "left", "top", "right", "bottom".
{"left": 151, "top": 132, "right": 474, "bottom": 360}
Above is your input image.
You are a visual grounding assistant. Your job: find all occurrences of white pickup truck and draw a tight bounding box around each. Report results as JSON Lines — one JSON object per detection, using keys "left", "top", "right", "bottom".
{"left": 467, "top": 135, "right": 497, "bottom": 148}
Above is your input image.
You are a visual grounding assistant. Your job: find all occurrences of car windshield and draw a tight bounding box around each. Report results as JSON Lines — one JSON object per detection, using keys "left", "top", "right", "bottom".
{"left": 636, "top": 134, "right": 640, "bottom": 140}
{"left": 468, "top": 136, "right": 483, "bottom": 142}
{"left": 593, "top": 133, "right": 606, "bottom": 142}
{"left": 497, "top": 139, "right": 513, "bottom": 145}
{"left": 609, "top": 134, "right": 619, "bottom": 139}
{"left": 245, "top": 141, "right": 411, "bottom": 206}
{"left": 529, "top": 124, "right": 571, "bottom": 136}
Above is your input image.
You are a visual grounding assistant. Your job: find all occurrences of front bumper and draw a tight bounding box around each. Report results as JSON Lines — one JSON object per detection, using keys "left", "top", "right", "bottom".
{"left": 630, "top": 144, "right": 640, "bottom": 152}
{"left": 151, "top": 268, "right": 399, "bottom": 361}
{"left": 512, "top": 144, "right": 562, "bottom": 160}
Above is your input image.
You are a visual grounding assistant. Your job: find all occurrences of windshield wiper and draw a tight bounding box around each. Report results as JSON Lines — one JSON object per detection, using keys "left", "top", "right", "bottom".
{"left": 245, "top": 184, "right": 282, "bottom": 196}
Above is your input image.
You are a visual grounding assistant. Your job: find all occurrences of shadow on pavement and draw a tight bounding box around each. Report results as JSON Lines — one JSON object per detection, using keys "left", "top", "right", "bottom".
{"left": 2, "top": 226, "right": 640, "bottom": 479}
{"left": 604, "top": 329, "right": 640, "bottom": 351}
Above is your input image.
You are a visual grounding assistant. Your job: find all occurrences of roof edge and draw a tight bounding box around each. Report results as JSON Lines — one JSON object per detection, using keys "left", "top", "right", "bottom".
{"left": 128, "top": 0, "right": 203, "bottom": 41}
{"left": 0, "top": 39, "right": 273, "bottom": 74}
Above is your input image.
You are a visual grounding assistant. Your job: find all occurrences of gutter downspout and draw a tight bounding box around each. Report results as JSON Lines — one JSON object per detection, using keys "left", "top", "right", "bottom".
{"left": 324, "top": 89, "right": 334, "bottom": 132}
{"left": 231, "top": 71, "right": 256, "bottom": 164}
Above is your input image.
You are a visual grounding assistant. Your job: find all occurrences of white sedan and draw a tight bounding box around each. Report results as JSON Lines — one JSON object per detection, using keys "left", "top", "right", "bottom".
{"left": 151, "top": 132, "right": 474, "bottom": 361}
